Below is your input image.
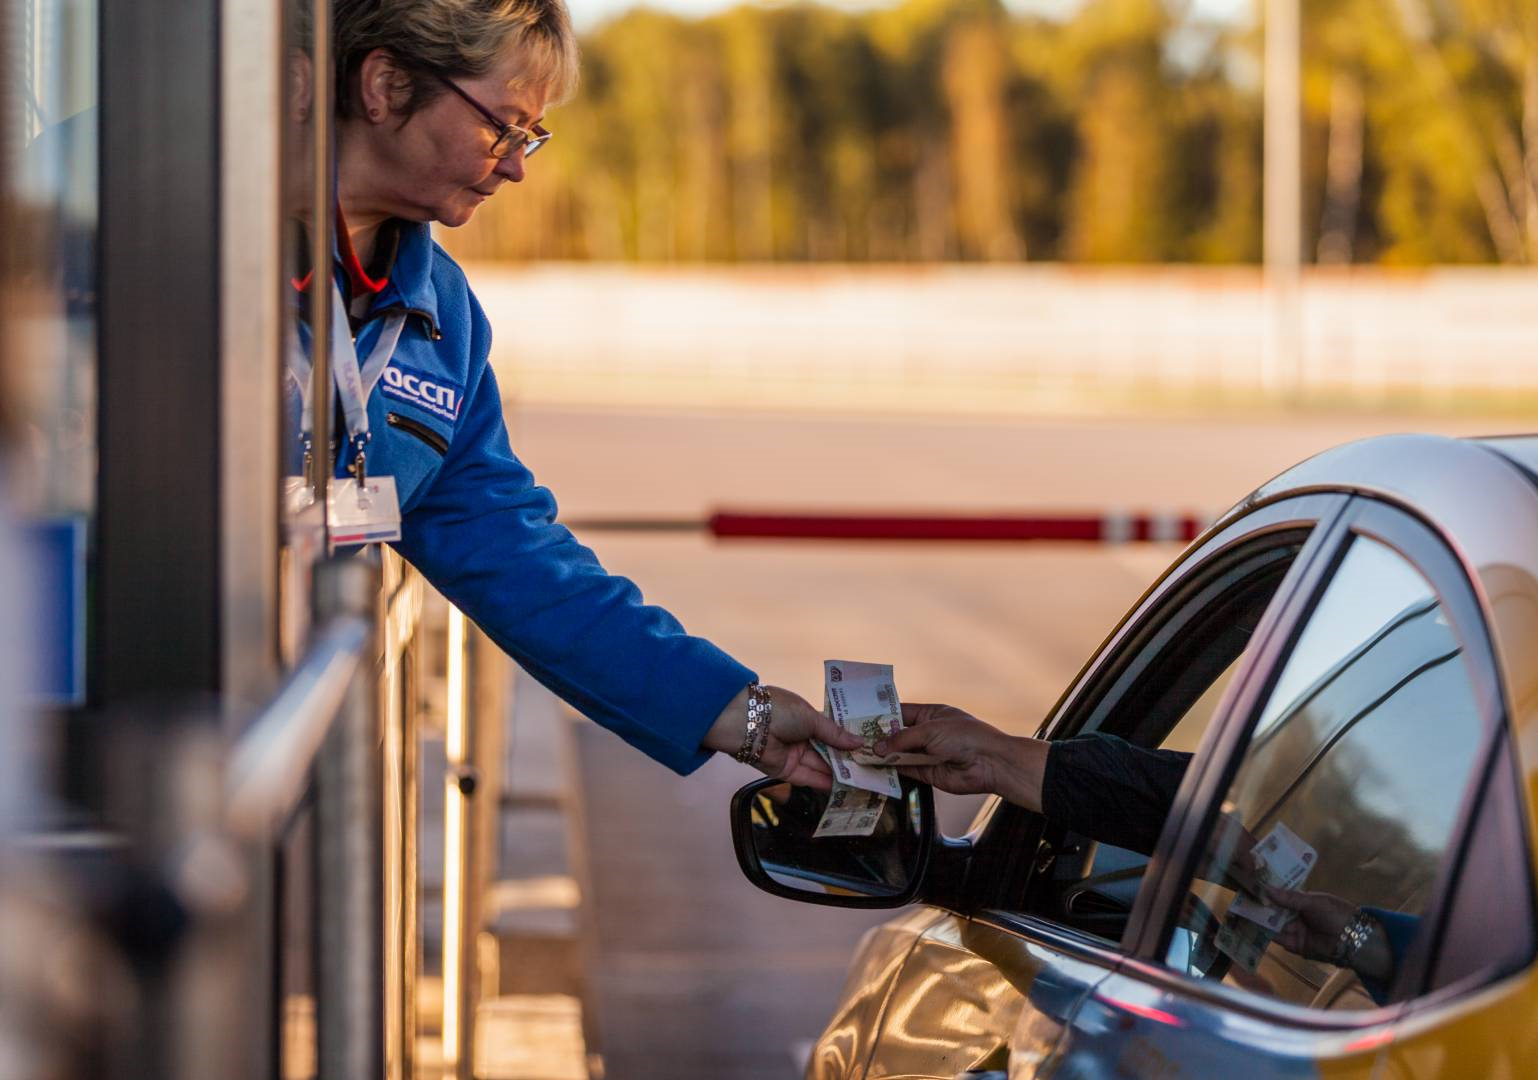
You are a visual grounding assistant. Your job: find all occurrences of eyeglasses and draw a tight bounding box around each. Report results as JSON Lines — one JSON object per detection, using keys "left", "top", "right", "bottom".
{"left": 436, "top": 75, "right": 551, "bottom": 160}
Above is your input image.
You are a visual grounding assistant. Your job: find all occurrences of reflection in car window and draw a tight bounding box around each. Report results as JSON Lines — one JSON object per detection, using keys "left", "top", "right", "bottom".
{"left": 1251, "top": 545, "right": 1434, "bottom": 741}
{"left": 1166, "top": 535, "right": 1487, "bottom": 1011}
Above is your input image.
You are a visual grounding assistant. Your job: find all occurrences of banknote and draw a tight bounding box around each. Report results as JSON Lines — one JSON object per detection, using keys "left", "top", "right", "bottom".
{"left": 818, "top": 674, "right": 902, "bottom": 799}
{"left": 809, "top": 740, "right": 885, "bottom": 838}
{"left": 1215, "top": 911, "right": 1272, "bottom": 972}
{"left": 825, "top": 660, "right": 936, "bottom": 768}
{"left": 813, "top": 784, "right": 887, "bottom": 838}
{"left": 1227, "top": 892, "right": 1294, "bottom": 933}
{"left": 811, "top": 663, "right": 900, "bottom": 838}
{"left": 1252, "top": 821, "right": 1316, "bottom": 891}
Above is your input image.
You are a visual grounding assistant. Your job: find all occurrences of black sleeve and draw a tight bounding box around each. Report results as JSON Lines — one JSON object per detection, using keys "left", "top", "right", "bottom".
{"left": 1040, "top": 733, "right": 1193, "bottom": 856}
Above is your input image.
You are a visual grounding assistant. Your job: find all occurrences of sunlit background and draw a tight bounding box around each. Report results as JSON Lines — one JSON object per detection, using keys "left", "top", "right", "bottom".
{"left": 433, "top": 6, "right": 1538, "bottom": 1071}
{"left": 440, "top": 0, "right": 1538, "bottom": 415}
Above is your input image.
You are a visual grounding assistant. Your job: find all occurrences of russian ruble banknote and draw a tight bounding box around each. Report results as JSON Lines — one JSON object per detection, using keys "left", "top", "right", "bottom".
{"left": 1216, "top": 821, "right": 1319, "bottom": 970}
{"left": 1214, "top": 915, "right": 1272, "bottom": 972}
{"left": 808, "top": 738, "right": 887, "bottom": 838}
{"left": 1226, "top": 821, "right": 1317, "bottom": 932}
{"left": 818, "top": 660, "right": 902, "bottom": 800}
{"left": 813, "top": 783, "right": 889, "bottom": 839}
{"left": 812, "top": 660, "right": 902, "bottom": 837}
{"left": 1227, "top": 893, "right": 1291, "bottom": 933}
{"left": 1252, "top": 821, "right": 1316, "bottom": 890}
{"left": 826, "top": 660, "right": 936, "bottom": 768}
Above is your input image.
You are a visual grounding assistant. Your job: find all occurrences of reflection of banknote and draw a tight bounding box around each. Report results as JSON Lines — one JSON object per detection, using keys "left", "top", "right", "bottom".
{"left": 1228, "top": 893, "right": 1293, "bottom": 933}
{"left": 1220, "top": 823, "right": 1314, "bottom": 952}
{"left": 825, "top": 660, "right": 936, "bottom": 768}
{"left": 1253, "top": 822, "right": 1316, "bottom": 890}
{"left": 814, "top": 785, "right": 887, "bottom": 838}
{"left": 1215, "top": 912, "right": 1271, "bottom": 972}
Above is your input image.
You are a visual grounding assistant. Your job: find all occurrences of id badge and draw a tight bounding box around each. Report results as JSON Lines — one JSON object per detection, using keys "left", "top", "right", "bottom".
{"left": 282, "top": 475, "right": 316, "bottom": 516}
{"left": 328, "top": 475, "right": 402, "bottom": 547}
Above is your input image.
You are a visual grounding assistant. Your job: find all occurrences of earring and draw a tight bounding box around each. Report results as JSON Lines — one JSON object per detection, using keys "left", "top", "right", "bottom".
{"left": 369, "top": 108, "right": 382, "bottom": 120}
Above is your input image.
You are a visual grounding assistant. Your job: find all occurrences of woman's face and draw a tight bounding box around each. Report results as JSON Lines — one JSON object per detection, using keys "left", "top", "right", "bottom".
{"left": 352, "top": 44, "right": 550, "bottom": 228}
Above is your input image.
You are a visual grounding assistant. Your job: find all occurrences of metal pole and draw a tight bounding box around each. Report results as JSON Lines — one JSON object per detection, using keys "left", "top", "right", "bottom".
{"left": 1263, "top": 0, "right": 1302, "bottom": 400}
{"left": 308, "top": 0, "right": 333, "bottom": 506}
{"left": 313, "top": 556, "right": 383, "bottom": 1080}
{"left": 220, "top": 0, "right": 283, "bottom": 705}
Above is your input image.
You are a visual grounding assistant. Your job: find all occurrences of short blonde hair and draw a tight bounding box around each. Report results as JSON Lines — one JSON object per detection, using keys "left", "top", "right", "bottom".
{"left": 333, "top": 0, "right": 579, "bottom": 118}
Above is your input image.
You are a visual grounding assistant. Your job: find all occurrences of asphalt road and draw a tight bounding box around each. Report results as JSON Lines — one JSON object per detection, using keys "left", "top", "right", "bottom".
{"left": 506, "top": 405, "right": 1515, "bottom": 1080}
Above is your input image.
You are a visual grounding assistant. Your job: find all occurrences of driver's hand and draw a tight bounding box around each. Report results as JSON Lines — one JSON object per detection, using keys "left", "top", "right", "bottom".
{"left": 878, "top": 704, "right": 1049, "bottom": 812}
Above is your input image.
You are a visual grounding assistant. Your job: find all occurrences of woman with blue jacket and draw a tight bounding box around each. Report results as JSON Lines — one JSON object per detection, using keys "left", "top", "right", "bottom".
{"left": 298, "top": 0, "right": 862, "bottom": 784}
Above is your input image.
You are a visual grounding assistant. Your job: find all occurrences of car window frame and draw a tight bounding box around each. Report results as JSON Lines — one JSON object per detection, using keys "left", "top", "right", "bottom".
{"left": 1040, "top": 492, "right": 1350, "bottom": 748}
{"left": 961, "top": 492, "right": 1350, "bottom": 929}
{"left": 1122, "top": 494, "right": 1530, "bottom": 1023}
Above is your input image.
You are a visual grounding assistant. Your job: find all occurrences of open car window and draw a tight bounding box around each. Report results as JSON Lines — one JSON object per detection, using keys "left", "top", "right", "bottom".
{"left": 1161, "top": 531, "right": 1492, "bottom": 1011}
{"left": 1008, "top": 526, "right": 1311, "bottom": 941}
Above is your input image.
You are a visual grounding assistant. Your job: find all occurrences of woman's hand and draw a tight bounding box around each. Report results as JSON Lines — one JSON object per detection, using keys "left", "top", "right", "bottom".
{"left": 875, "top": 703, "right": 1049, "bottom": 812}
{"left": 702, "top": 685, "right": 862, "bottom": 790}
{"left": 1263, "top": 884, "right": 1354, "bottom": 961}
{"left": 1263, "top": 885, "right": 1397, "bottom": 987}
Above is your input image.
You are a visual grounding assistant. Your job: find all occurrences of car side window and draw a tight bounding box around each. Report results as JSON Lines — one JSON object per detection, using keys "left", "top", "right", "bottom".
{"left": 1014, "top": 532, "right": 1307, "bottom": 940}
{"left": 1163, "top": 533, "right": 1491, "bottom": 1012}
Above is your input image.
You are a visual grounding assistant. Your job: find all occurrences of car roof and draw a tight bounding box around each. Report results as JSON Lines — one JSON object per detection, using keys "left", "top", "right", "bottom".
{"left": 1223, "top": 431, "right": 1538, "bottom": 747}
{"left": 1477, "top": 434, "right": 1538, "bottom": 486}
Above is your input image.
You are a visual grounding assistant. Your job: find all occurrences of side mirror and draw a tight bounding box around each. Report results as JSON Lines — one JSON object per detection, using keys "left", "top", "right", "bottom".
{"left": 730, "top": 776, "right": 935, "bottom": 908}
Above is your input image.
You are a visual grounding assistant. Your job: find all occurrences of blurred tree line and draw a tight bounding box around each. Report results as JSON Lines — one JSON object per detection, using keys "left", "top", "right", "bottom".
{"left": 443, "top": 0, "right": 1538, "bottom": 265}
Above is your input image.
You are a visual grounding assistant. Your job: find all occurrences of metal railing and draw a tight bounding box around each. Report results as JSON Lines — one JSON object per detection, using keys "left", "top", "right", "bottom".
{"left": 225, "top": 614, "right": 371, "bottom": 838}
{"left": 4, "top": 554, "right": 484, "bottom": 1080}
{"left": 226, "top": 555, "right": 386, "bottom": 1080}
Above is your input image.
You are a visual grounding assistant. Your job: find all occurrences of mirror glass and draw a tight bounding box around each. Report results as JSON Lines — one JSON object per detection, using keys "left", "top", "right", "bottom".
{"left": 746, "top": 779, "right": 926, "bottom": 900}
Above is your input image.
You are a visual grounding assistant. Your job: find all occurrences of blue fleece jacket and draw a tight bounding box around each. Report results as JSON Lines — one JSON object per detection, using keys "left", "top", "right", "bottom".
{"left": 303, "top": 221, "right": 754, "bottom": 774}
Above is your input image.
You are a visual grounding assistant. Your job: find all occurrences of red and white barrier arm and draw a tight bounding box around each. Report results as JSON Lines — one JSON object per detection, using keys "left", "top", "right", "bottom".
{"left": 566, "top": 510, "right": 1211, "bottom": 543}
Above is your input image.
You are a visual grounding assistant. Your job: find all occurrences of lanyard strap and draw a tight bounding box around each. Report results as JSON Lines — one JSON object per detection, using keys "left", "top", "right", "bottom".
{"left": 285, "top": 288, "right": 408, "bottom": 448}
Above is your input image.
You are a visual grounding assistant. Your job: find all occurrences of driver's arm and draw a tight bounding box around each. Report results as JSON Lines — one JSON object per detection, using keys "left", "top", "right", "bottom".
{"left": 1042, "top": 733, "right": 1191, "bottom": 856}
{"left": 881, "top": 707, "right": 1192, "bottom": 857}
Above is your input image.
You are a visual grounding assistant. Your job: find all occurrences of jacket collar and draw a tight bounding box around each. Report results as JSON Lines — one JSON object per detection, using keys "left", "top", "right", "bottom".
{"left": 371, "top": 221, "right": 442, "bottom": 339}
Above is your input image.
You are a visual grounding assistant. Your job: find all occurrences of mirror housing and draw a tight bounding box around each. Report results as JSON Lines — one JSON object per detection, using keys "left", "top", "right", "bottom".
{"left": 730, "top": 776, "right": 936, "bottom": 908}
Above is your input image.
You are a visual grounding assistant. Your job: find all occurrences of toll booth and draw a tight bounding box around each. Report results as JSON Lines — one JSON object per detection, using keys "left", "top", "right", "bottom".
{"left": 0, "top": 2, "right": 556, "bottom": 1077}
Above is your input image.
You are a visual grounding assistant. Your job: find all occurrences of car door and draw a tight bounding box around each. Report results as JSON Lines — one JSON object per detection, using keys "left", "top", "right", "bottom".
{"left": 1374, "top": 724, "right": 1538, "bottom": 1077}
{"left": 1067, "top": 496, "right": 1531, "bottom": 1079}
{"left": 813, "top": 493, "right": 1348, "bottom": 1080}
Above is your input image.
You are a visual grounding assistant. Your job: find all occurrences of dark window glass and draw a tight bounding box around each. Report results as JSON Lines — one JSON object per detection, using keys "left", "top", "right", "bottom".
{"left": 1428, "top": 738, "right": 1534, "bottom": 993}
{"left": 1164, "top": 534, "right": 1488, "bottom": 1011}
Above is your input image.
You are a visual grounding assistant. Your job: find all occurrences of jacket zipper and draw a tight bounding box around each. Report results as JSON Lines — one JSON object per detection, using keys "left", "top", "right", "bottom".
{"left": 387, "top": 412, "right": 449, "bottom": 455}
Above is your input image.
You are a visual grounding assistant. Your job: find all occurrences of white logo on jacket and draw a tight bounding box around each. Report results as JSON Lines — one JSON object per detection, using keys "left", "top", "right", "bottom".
{"left": 381, "top": 362, "right": 463, "bottom": 421}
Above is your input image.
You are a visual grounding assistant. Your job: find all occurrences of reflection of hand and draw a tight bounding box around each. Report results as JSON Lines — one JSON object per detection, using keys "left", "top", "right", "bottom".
{"left": 875, "top": 704, "right": 1048, "bottom": 811}
{"left": 703, "top": 686, "right": 862, "bottom": 790}
{"left": 1263, "top": 886, "right": 1394, "bottom": 984}
{"left": 1264, "top": 885, "right": 1355, "bottom": 960}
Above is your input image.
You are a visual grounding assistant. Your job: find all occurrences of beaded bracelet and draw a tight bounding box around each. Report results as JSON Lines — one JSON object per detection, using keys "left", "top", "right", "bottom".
{"left": 1332, "top": 909, "right": 1377, "bottom": 969}
{"left": 735, "top": 683, "right": 773, "bottom": 766}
